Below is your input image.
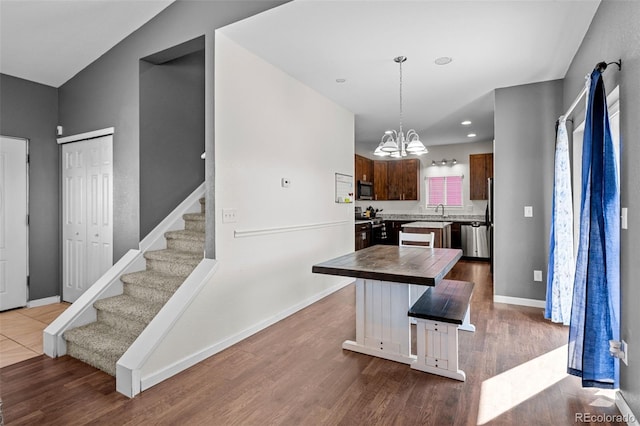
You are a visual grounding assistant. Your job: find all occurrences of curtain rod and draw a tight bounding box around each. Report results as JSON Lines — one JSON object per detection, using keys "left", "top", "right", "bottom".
{"left": 559, "top": 59, "right": 622, "bottom": 123}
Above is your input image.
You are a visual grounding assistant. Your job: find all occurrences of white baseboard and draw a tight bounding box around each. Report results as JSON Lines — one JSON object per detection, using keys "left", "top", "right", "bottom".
{"left": 139, "top": 278, "right": 353, "bottom": 392}
{"left": 493, "top": 295, "right": 545, "bottom": 308}
{"left": 27, "top": 296, "right": 61, "bottom": 308}
{"left": 616, "top": 391, "right": 639, "bottom": 425}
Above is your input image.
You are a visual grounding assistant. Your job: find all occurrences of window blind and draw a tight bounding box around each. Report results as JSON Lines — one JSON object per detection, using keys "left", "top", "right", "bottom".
{"left": 427, "top": 175, "right": 463, "bottom": 207}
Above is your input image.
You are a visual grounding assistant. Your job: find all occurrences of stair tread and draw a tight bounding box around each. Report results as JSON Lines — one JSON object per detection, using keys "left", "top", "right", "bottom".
{"left": 183, "top": 212, "right": 205, "bottom": 221}
{"left": 94, "top": 294, "right": 164, "bottom": 323}
{"left": 65, "top": 322, "right": 136, "bottom": 357}
{"left": 165, "top": 229, "right": 205, "bottom": 241}
{"left": 121, "top": 270, "right": 185, "bottom": 292}
{"left": 144, "top": 248, "right": 202, "bottom": 264}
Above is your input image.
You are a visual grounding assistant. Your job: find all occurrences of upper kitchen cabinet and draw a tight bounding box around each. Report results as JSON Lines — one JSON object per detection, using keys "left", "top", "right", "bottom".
{"left": 469, "top": 153, "right": 493, "bottom": 200}
{"left": 388, "top": 158, "right": 420, "bottom": 200}
{"left": 373, "top": 160, "right": 388, "bottom": 201}
{"left": 355, "top": 154, "right": 373, "bottom": 182}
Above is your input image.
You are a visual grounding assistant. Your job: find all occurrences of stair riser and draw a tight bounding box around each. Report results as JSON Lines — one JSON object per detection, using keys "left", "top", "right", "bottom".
{"left": 124, "top": 284, "right": 173, "bottom": 304}
{"left": 66, "top": 341, "right": 118, "bottom": 376}
{"left": 145, "top": 258, "right": 198, "bottom": 277}
{"left": 184, "top": 219, "right": 205, "bottom": 233}
{"left": 97, "top": 310, "right": 148, "bottom": 339}
{"left": 166, "top": 238, "right": 204, "bottom": 254}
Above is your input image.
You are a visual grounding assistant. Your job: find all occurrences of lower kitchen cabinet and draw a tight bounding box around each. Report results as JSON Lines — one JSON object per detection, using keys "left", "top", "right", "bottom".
{"left": 451, "top": 222, "right": 462, "bottom": 250}
{"left": 355, "top": 223, "right": 372, "bottom": 251}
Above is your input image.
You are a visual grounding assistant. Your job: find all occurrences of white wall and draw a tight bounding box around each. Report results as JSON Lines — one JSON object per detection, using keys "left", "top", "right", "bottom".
{"left": 139, "top": 33, "right": 354, "bottom": 376}
{"left": 355, "top": 140, "right": 493, "bottom": 215}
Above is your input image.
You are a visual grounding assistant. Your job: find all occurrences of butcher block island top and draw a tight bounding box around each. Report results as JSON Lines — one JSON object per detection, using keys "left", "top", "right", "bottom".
{"left": 312, "top": 245, "right": 462, "bottom": 286}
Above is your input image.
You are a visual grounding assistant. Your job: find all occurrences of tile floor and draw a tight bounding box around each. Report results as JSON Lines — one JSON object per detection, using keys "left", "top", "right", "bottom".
{"left": 0, "top": 303, "right": 69, "bottom": 368}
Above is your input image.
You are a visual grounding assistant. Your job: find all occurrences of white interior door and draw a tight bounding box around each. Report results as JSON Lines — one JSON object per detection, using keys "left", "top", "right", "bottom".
{"left": 0, "top": 136, "right": 28, "bottom": 311}
{"left": 62, "top": 136, "right": 113, "bottom": 302}
{"left": 85, "top": 137, "right": 113, "bottom": 287}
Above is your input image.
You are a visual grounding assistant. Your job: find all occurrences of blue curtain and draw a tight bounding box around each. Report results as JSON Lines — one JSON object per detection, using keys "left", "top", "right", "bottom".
{"left": 545, "top": 120, "right": 574, "bottom": 325}
{"left": 567, "top": 68, "right": 620, "bottom": 389}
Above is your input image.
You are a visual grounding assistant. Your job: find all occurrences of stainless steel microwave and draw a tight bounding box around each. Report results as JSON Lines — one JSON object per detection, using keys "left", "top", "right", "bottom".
{"left": 357, "top": 180, "right": 373, "bottom": 200}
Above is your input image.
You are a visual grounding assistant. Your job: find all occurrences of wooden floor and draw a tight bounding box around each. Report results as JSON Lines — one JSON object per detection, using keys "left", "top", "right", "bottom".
{"left": 0, "top": 261, "right": 625, "bottom": 425}
{"left": 0, "top": 303, "right": 70, "bottom": 368}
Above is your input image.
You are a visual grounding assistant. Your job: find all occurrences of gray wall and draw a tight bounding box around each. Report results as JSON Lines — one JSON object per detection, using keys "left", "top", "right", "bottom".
{"left": 58, "top": 0, "right": 288, "bottom": 261}
{"left": 494, "top": 79, "right": 562, "bottom": 301}
{"left": 563, "top": 0, "right": 640, "bottom": 415}
{"left": 0, "top": 74, "right": 59, "bottom": 300}
{"left": 140, "top": 49, "right": 205, "bottom": 238}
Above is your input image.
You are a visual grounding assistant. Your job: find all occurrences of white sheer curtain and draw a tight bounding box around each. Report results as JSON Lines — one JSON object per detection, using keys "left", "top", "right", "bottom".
{"left": 545, "top": 120, "right": 574, "bottom": 325}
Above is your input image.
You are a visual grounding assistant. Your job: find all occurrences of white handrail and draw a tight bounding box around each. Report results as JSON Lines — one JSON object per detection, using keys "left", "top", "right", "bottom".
{"left": 234, "top": 220, "right": 350, "bottom": 238}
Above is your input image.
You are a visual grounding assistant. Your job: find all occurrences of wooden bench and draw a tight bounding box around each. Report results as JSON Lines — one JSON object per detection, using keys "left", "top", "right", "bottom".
{"left": 408, "top": 279, "right": 475, "bottom": 381}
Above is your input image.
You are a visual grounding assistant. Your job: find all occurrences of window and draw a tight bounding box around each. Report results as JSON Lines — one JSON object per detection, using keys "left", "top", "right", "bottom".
{"left": 427, "top": 175, "right": 463, "bottom": 207}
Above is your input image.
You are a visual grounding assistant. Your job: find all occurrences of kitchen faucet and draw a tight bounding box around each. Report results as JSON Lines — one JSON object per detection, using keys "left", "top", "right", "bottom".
{"left": 435, "top": 203, "right": 445, "bottom": 218}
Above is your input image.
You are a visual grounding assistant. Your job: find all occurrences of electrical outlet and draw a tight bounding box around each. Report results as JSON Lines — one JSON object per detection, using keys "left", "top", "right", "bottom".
{"left": 524, "top": 206, "right": 533, "bottom": 217}
{"left": 533, "top": 270, "right": 542, "bottom": 282}
{"left": 222, "top": 208, "right": 237, "bottom": 223}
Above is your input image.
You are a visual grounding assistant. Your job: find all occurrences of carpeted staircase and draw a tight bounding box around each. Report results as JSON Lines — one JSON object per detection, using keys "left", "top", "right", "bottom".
{"left": 63, "top": 198, "right": 205, "bottom": 376}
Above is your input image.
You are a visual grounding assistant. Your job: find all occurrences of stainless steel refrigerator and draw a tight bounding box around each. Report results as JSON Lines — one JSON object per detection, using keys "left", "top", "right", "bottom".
{"left": 486, "top": 177, "right": 494, "bottom": 273}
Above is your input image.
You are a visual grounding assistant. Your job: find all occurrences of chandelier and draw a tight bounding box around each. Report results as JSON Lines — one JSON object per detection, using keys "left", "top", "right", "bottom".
{"left": 374, "top": 56, "right": 428, "bottom": 158}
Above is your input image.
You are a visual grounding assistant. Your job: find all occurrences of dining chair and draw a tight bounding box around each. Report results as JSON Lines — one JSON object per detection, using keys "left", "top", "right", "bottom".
{"left": 399, "top": 231, "right": 436, "bottom": 308}
{"left": 399, "top": 231, "right": 435, "bottom": 248}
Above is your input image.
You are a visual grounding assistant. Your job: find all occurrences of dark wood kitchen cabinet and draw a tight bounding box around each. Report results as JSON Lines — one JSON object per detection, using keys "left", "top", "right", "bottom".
{"left": 469, "top": 153, "right": 493, "bottom": 200}
{"left": 355, "top": 222, "right": 372, "bottom": 251}
{"left": 355, "top": 154, "right": 373, "bottom": 183}
{"left": 450, "top": 222, "right": 462, "bottom": 250}
{"left": 354, "top": 156, "right": 420, "bottom": 201}
{"left": 387, "top": 159, "right": 419, "bottom": 200}
{"left": 373, "top": 161, "right": 388, "bottom": 200}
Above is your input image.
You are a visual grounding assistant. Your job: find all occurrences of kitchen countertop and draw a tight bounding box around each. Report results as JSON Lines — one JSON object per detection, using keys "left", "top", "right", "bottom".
{"left": 379, "top": 213, "right": 486, "bottom": 223}
{"left": 355, "top": 219, "right": 380, "bottom": 225}
{"left": 402, "top": 221, "right": 453, "bottom": 229}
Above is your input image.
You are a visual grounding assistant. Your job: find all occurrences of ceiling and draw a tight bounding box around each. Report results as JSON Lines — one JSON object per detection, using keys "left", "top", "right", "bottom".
{"left": 0, "top": 0, "right": 174, "bottom": 87}
{"left": 1, "top": 0, "right": 601, "bottom": 152}
{"left": 220, "top": 0, "right": 600, "bottom": 151}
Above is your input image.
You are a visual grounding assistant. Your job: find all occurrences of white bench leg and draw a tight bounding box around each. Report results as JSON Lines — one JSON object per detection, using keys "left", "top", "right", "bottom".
{"left": 411, "top": 319, "right": 466, "bottom": 381}
{"left": 459, "top": 306, "right": 476, "bottom": 333}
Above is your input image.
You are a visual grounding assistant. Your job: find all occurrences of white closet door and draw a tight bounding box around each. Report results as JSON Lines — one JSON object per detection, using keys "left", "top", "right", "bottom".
{"left": 62, "top": 136, "right": 113, "bottom": 302}
{"left": 85, "top": 137, "right": 113, "bottom": 288}
{"left": 0, "top": 136, "right": 28, "bottom": 310}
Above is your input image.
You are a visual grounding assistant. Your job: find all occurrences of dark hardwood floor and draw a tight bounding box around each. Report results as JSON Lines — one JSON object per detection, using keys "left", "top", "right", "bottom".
{"left": 0, "top": 261, "right": 625, "bottom": 425}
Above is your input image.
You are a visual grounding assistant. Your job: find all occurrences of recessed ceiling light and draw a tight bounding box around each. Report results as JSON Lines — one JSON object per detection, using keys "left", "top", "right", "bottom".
{"left": 461, "top": 120, "right": 472, "bottom": 126}
{"left": 434, "top": 57, "right": 453, "bottom": 65}
{"left": 467, "top": 133, "right": 477, "bottom": 138}
{"left": 336, "top": 78, "right": 346, "bottom": 83}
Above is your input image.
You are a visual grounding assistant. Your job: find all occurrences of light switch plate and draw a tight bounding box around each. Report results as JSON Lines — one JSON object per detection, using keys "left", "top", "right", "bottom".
{"left": 534, "top": 270, "right": 542, "bottom": 282}
{"left": 222, "top": 208, "right": 237, "bottom": 223}
{"left": 621, "top": 207, "right": 628, "bottom": 229}
{"left": 524, "top": 206, "right": 533, "bottom": 217}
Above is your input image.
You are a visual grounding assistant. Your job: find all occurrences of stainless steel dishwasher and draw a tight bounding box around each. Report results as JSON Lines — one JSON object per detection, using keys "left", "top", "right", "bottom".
{"left": 461, "top": 222, "right": 489, "bottom": 258}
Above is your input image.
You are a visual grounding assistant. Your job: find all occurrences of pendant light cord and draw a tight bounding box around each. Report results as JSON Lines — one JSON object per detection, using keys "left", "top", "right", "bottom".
{"left": 399, "top": 58, "right": 403, "bottom": 136}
